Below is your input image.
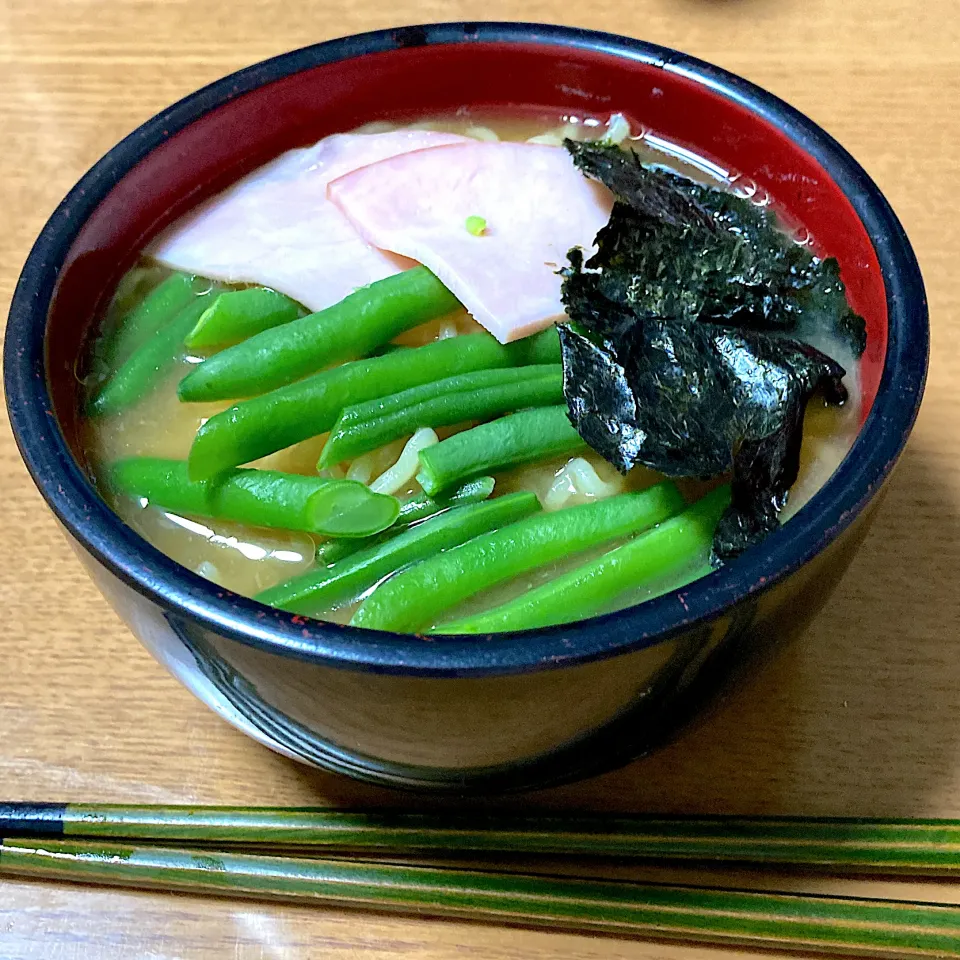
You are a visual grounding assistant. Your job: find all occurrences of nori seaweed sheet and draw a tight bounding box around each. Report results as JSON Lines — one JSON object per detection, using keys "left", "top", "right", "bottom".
{"left": 560, "top": 141, "right": 863, "bottom": 560}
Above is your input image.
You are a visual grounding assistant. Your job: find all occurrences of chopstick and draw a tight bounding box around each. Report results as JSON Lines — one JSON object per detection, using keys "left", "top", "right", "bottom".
{"left": 2, "top": 836, "right": 957, "bottom": 958}
{"left": 4, "top": 803, "right": 960, "bottom": 874}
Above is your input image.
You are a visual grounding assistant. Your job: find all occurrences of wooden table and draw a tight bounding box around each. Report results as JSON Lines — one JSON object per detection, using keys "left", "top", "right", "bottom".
{"left": 1, "top": 0, "right": 956, "bottom": 956}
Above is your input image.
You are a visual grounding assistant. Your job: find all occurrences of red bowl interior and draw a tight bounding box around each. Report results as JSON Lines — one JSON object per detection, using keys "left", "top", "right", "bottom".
{"left": 48, "top": 40, "right": 887, "bottom": 454}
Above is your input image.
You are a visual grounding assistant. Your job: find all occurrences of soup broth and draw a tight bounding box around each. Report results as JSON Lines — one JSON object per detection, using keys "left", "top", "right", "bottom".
{"left": 80, "top": 111, "right": 861, "bottom": 632}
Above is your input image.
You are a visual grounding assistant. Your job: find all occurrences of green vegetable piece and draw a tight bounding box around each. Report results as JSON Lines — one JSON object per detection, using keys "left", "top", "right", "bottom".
{"left": 350, "top": 483, "right": 685, "bottom": 633}
{"left": 433, "top": 485, "right": 729, "bottom": 633}
{"left": 465, "top": 215, "right": 487, "bottom": 236}
{"left": 396, "top": 476, "right": 497, "bottom": 524}
{"left": 307, "top": 482, "right": 400, "bottom": 538}
{"left": 178, "top": 267, "right": 460, "bottom": 402}
{"left": 506, "top": 327, "right": 562, "bottom": 365}
{"left": 104, "top": 264, "right": 166, "bottom": 332}
{"left": 109, "top": 457, "right": 398, "bottom": 537}
{"left": 100, "top": 271, "right": 204, "bottom": 370}
{"left": 370, "top": 342, "right": 410, "bottom": 357}
{"left": 315, "top": 477, "right": 496, "bottom": 566}
{"left": 89, "top": 293, "right": 216, "bottom": 418}
{"left": 185, "top": 287, "right": 303, "bottom": 349}
{"left": 258, "top": 491, "right": 539, "bottom": 616}
{"left": 329, "top": 367, "right": 557, "bottom": 437}
{"left": 186, "top": 328, "right": 560, "bottom": 482}
{"left": 416, "top": 404, "right": 586, "bottom": 496}
{"left": 319, "top": 365, "right": 563, "bottom": 467}
{"left": 314, "top": 540, "right": 360, "bottom": 567}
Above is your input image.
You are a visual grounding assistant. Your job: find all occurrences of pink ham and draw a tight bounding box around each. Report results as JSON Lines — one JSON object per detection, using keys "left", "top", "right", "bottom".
{"left": 328, "top": 142, "right": 613, "bottom": 343}
{"left": 148, "top": 130, "right": 468, "bottom": 313}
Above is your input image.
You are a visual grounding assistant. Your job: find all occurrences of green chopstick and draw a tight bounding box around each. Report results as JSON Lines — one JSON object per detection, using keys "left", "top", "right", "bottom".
{"left": 5, "top": 805, "right": 960, "bottom": 875}
{"left": 1, "top": 837, "right": 956, "bottom": 957}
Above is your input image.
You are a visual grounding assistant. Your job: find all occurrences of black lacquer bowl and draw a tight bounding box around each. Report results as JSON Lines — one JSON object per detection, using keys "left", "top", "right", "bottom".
{"left": 4, "top": 23, "right": 927, "bottom": 792}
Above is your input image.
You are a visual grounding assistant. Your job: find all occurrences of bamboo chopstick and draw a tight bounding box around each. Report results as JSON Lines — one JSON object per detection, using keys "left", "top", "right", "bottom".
{"left": 1, "top": 836, "right": 957, "bottom": 958}
{"left": 4, "top": 803, "right": 960, "bottom": 875}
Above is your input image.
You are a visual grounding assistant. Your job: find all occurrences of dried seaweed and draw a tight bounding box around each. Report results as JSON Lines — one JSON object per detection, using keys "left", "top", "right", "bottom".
{"left": 563, "top": 141, "right": 866, "bottom": 351}
{"left": 560, "top": 141, "right": 861, "bottom": 560}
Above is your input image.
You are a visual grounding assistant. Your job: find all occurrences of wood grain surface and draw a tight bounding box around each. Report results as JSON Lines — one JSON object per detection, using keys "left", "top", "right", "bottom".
{"left": 1, "top": 0, "right": 957, "bottom": 956}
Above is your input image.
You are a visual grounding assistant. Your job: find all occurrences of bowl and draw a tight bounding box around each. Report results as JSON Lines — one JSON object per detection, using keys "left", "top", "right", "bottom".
{"left": 4, "top": 22, "right": 927, "bottom": 793}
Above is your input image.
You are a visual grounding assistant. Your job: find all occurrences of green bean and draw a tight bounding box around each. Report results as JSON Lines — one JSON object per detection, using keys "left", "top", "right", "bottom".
{"left": 314, "top": 477, "right": 496, "bottom": 565}
{"left": 308, "top": 482, "right": 400, "bottom": 537}
{"left": 396, "top": 476, "right": 497, "bottom": 524}
{"left": 507, "top": 328, "right": 562, "bottom": 365}
{"left": 105, "top": 265, "right": 166, "bottom": 330}
{"left": 350, "top": 483, "right": 685, "bottom": 633}
{"left": 89, "top": 293, "right": 217, "bottom": 418}
{"left": 370, "top": 342, "right": 410, "bottom": 357}
{"left": 185, "top": 287, "right": 304, "bottom": 349}
{"left": 187, "top": 328, "right": 560, "bottom": 481}
{"left": 432, "top": 486, "right": 729, "bottom": 634}
{"left": 416, "top": 404, "right": 586, "bottom": 496}
{"left": 330, "top": 367, "right": 558, "bottom": 435}
{"left": 101, "top": 271, "right": 204, "bottom": 369}
{"left": 319, "top": 366, "right": 563, "bottom": 467}
{"left": 178, "top": 267, "right": 460, "bottom": 402}
{"left": 316, "top": 540, "right": 379, "bottom": 568}
{"left": 109, "top": 457, "right": 398, "bottom": 537}
{"left": 258, "top": 491, "right": 539, "bottom": 616}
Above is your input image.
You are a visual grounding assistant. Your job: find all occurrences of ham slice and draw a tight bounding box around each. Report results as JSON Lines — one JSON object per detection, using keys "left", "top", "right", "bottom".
{"left": 328, "top": 142, "right": 613, "bottom": 343}
{"left": 148, "top": 130, "right": 468, "bottom": 313}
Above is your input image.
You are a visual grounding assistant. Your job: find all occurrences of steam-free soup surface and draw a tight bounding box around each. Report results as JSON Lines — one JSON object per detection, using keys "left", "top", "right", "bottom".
{"left": 80, "top": 110, "right": 861, "bottom": 630}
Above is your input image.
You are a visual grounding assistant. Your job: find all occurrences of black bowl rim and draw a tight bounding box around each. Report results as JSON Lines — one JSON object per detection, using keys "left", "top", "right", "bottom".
{"left": 4, "top": 22, "right": 928, "bottom": 678}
